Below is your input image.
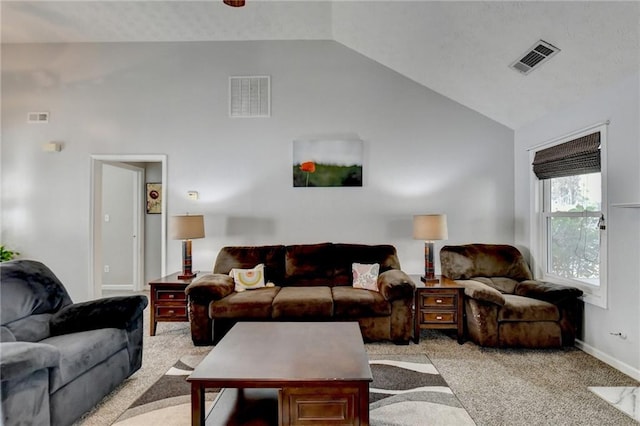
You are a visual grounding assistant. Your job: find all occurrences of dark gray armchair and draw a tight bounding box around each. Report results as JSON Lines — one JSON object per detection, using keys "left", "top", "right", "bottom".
{"left": 0, "top": 260, "right": 148, "bottom": 426}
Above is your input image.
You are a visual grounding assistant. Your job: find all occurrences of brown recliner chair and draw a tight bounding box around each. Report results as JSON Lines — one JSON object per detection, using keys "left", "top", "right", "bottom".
{"left": 440, "top": 244, "right": 583, "bottom": 348}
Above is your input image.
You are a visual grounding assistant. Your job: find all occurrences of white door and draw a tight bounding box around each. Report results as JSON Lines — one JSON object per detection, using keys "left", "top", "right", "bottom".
{"left": 101, "top": 163, "right": 143, "bottom": 292}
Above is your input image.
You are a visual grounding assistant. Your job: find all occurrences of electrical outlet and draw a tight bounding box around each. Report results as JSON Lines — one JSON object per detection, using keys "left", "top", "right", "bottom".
{"left": 104, "top": 265, "right": 110, "bottom": 273}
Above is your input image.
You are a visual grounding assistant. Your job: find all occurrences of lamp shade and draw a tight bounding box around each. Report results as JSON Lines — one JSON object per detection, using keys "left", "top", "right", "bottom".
{"left": 170, "top": 215, "right": 205, "bottom": 240}
{"left": 413, "top": 214, "right": 448, "bottom": 241}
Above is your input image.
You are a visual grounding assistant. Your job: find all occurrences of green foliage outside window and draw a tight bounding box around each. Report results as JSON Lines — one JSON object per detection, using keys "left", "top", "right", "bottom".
{"left": 547, "top": 173, "right": 601, "bottom": 284}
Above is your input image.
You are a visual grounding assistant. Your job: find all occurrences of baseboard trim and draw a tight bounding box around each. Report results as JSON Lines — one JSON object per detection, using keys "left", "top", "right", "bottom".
{"left": 102, "top": 284, "right": 134, "bottom": 291}
{"left": 575, "top": 339, "right": 640, "bottom": 381}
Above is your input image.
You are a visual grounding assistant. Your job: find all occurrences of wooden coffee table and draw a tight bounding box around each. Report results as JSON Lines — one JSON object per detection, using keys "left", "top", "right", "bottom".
{"left": 187, "top": 322, "right": 372, "bottom": 426}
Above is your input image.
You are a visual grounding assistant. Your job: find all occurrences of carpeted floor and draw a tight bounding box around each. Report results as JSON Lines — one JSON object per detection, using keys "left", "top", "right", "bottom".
{"left": 112, "top": 353, "right": 475, "bottom": 426}
{"left": 77, "top": 303, "right": 639, "bottom": 425}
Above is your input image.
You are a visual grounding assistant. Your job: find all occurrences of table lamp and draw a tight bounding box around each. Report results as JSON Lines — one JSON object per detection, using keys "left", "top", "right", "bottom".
{"left": 170, "top": 214, "right": 205, "bottom": 280}
{"left": 413, "top": 214, "right": 448, "bottom": 282}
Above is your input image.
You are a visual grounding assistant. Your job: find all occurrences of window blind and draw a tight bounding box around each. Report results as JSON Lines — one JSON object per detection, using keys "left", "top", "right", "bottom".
{"left": 532, "top": 132, "right": 600, "bottom": 180}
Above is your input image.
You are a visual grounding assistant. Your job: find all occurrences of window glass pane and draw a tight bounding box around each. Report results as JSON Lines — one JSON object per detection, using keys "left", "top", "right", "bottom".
{"left": 549, "top": 172, "right": 601, "bottom": 212}
{"left": 549, "top": 216, "right": 600, "bottom": 284}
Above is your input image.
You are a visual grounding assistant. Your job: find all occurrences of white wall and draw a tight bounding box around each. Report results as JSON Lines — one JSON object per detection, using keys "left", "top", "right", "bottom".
{"left": 1, "top": 40, "right": 513, "bottom": 301}
{"left": 514, "top": 73, "right": 640, "bottom": 377}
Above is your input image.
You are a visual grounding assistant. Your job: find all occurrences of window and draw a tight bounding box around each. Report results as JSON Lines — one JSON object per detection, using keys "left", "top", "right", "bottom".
{"left": 531, "top": 124, "right": 607, "bottom": 307}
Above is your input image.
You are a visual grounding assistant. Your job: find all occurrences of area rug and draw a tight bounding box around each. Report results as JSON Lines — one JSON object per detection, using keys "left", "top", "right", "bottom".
{"left": 114, "top": 353, "right": 475, "bottom": 425}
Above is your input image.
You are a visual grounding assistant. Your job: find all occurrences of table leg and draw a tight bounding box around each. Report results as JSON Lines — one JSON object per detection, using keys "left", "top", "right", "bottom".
{"left": 149, "top": 288, "right": 158, "bottom": 336}
{"left": 413, "top": 295, "right": 420, "bottom": 344}
{"left": 191, "top": 383, "right": 204, "bottom": 426}
{"left": 360, "top": 383, "right": 370, "bottom": 426}
{"left": 457, "top": 288, "right": 464, "bottom": 344}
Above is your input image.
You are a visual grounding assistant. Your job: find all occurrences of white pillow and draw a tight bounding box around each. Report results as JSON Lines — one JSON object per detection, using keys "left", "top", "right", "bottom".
{"left": 230, "top": 264, "right": 267, "bottom": 292}
{"left": 352, "top": 263, "right": 380, "bottom": 292}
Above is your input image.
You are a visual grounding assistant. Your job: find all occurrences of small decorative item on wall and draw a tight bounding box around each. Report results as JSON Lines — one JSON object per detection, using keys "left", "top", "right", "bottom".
{"left": 146, "top": 183, "right": 162, "bottom": 214}
{"left": 293, "top": 139, "right": 363, "bottom": 187}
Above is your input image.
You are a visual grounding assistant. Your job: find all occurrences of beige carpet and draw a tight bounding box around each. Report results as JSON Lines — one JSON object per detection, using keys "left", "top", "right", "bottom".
{"left": 112, "top": 353, "right": 475, "bottom": 426}
{"left": 77, "top": 304, "right": 639, "bottom": 426}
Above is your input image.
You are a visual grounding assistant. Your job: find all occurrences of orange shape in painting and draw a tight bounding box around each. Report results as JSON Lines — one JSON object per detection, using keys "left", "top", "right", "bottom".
{"left": 300, "top": 161, "right": 316, "bottom": 173}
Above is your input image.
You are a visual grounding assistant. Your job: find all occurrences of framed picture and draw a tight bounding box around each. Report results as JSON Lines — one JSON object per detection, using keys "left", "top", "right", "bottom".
{"left": 146, "top": 183, "right": 162, "bottom": 214}
{"left": 293, "top": 139, "right": 363, "bottom": 187}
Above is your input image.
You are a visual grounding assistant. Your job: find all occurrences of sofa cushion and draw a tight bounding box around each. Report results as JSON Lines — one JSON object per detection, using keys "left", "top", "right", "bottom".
{"left": 4, "top": 314, "right": 52, "bottom": 343}
{"left": 214, "top": 246, "right": 286, "bottom": 285}
{"left": 285, "top": 243, "right": 335, "bottom": 287}
{"left": 272, "top": 287, "right": 333, "bottom": 318}
{"left": 0, "top": 260, "right": 73, "bottom": 325}
{"left": 498, "top": 295, "right": 560, "bottom": 322}
{"left": 41, "top": 328, "right": 128, "bottom": 393}
{"left": 472, "top": 277, "right": 519, "bottom": 294}
{"left": 210, "top": 287, "right": 280, "bottom": 318}
{"left": 440, "top": 244, "right": 533, "bottom": 281}
{"left": 332, "top": 244, "right": 401, "bottom": 286}
{"left": 332, "top": 287, "right": 390, "bottom": 317}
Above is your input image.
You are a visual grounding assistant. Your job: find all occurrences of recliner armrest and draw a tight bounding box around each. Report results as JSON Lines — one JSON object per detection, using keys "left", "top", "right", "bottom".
{"left": 377, "top": 270, "right": 415, "bottom": 301}
{"left": 0, "top": 341, "right": 60, "bottom": 383}
{"left": 49, "top": 295, "right": 148, "bottom": 336}
{"left": 514, "top": 280, "right": 583, "bottom": 305}
{"left": 185, "top": 273, "right": 235, "bottom": 302}
{"left": 458, "top": 279, "right": 506, "bottom": 306}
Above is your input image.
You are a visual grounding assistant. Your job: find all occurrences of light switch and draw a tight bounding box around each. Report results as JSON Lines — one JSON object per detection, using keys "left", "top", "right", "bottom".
{"left": 187, "top": 191, "right": 199, "bottom": 200}
{"left": 104, "top": 214, "right": 110, "bottom": 222}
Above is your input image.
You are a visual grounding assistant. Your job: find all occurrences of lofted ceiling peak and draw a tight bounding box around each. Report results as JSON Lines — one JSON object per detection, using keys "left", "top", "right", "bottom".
{"left": 2, "top": 1, "right": 639, "bottom": 129}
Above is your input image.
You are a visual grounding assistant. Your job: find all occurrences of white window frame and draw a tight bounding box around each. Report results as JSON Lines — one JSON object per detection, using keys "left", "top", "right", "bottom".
{"left": 529, "top": 122, "right": 608, "bottom": 308}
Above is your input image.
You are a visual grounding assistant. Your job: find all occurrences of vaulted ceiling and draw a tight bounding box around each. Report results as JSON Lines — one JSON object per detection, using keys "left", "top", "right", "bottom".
{"left": 2, "top": 1, "right": 639, "bottom": 129}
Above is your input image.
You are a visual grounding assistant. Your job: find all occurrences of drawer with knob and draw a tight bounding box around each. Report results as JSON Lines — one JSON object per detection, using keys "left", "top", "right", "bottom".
{"left": 148, "top": 273, "right": 199, "bottom": 336}
{"left": 413, "top": 276, "right": 465, "bottom": 344}
{"left": 156, "top": 306, "right": 188, "bottom": 319}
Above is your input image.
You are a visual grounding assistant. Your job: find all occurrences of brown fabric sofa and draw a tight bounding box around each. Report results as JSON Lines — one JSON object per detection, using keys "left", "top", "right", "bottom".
{"left": 440, "top": 244, "right": 583, "bottom": 348}
{"left": 185, "top": 243, "right": 415, "bottom": 345}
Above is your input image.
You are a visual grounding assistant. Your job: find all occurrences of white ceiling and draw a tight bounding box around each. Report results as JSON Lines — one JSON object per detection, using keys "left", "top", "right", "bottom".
{"left": 2, "top": 1, "right": 639, "bottom": 129}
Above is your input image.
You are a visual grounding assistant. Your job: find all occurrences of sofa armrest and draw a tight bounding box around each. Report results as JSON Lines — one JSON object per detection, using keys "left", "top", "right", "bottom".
{"left": 49, "top": 295, "right": 148, "bottom": 336}
{"left": 0, "top": 341, "right": 60, "bottom": 383}
{"left": 515, "top": 280, "right": 583, "bottom": 305}
{"left": 458, "top": 279, "right": 506, "bottom": 306}
{"left": 185, "top": 273, "right": 235, "bottom": 301}
{"left": 377, "top": 270, "right": 415, "bottom": 301}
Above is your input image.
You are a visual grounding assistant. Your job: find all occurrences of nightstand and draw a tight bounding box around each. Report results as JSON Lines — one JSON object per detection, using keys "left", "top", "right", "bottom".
{"left": 148, "top": 272, "right": 197, "bottom": 336}
{"left": 412, "top": 275, "right": 465, "bottom": 344}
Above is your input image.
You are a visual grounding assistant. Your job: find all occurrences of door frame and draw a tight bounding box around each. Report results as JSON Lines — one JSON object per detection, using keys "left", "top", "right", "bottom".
{"left": 89, "top": 154, "right": 167, "bottom": 298}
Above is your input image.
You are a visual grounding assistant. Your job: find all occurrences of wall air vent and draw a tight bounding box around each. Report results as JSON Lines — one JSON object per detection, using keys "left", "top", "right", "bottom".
{"left": 510, "top": 40, "right": 560, "bottom": 75}
{"left": 27, "top": 112, "right": 49, "bottom": 123}
{"left": 229, "top": 76, "right": 270, "bottom": 118}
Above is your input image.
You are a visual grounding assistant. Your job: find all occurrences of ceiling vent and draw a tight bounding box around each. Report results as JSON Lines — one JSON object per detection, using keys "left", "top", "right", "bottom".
{"left": 229, "top": 76, "right": 270, "bottom": 118}
{"left": 510, "top": 40, "right": 560, "bottom": 75}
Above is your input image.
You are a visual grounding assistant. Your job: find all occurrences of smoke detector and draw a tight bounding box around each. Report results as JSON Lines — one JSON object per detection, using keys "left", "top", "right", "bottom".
{"left": 510, "top": 40, "right": 560, "bottom": 75}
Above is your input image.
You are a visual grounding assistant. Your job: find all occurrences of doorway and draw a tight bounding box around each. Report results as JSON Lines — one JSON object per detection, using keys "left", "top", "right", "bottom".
{"left": 90, "top": 154, "right": 167, "bottom": 298}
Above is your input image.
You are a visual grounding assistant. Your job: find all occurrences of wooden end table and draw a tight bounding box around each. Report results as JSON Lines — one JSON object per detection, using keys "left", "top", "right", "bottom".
{"left": 148, "top": 272, "right": 199, "bottom": 336}
{"left": 412, "top": 275, "right": 465, "bottom": 344}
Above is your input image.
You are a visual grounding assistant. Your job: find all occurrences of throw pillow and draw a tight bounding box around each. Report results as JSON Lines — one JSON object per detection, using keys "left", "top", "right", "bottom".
{"left": 230, "top": 264, "right": 267, "bottom": 292}
{"left": 352, "top": 263, "right": 380, "bottom": 291}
